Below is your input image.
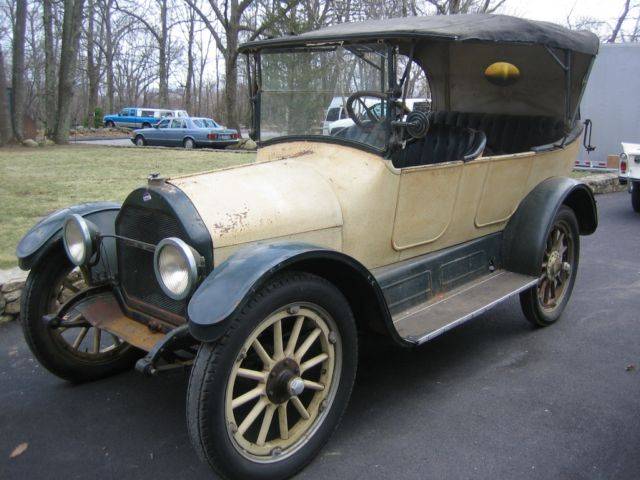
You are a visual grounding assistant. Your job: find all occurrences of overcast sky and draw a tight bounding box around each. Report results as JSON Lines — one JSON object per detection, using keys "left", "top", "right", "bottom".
{"left": 510, "top": 0, "right": 630, "bottom": 26}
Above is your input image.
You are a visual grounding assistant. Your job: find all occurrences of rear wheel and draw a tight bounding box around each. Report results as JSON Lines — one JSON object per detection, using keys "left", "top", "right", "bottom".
{"left": 184, "top": 138, "right": 196, "bottom": 149}
{"left": 187, "top": 272, "right": 357, "bottom": 480}
{"left": 520, "top": 206, "right": 579, "bottom": 327}
{"left": 134, "top": 135, "right": 145, "bottom": 147}
{"left": 631, "top": 181, "right": 640, "bottom": 212}
{"left": 142, "top": 122, "right": 151, "bottom": 128}
{"left": 21, "top": 248, "right": 142, "bottom": 382}
{"left": 105, "top": 120, "right": 115, "bottom": 128}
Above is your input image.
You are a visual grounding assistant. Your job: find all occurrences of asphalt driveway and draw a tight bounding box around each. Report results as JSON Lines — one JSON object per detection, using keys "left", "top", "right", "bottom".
{"left": 1, "top": 191, "right": 638, "bottom": 479}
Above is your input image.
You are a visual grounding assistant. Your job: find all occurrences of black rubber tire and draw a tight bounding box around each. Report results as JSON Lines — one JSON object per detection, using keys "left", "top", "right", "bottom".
{"left": 20, "top": 247, "right": 142, "bottom": 382}
{"left": 142, "top": 122, "right": 151, "bottom": 128}
{"left": 184, "top": 138, "right": 196, "bottom": 149}
{"left": 134, "top": 135, "right": 146, "bottom": 147}
{"left": 631, "top": 181, "right": 640, "bottom": 213}
{"left": 519, "top": 206, "right": 580, "bottom": 327}
{"left": 105, "top": 120, "right": 115, "bottom": 128}
{"left": 186, "top": 272, "right": 358, "bottom": 480}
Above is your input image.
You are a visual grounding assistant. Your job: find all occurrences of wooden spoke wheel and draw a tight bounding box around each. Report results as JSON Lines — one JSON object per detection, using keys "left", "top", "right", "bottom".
{"left": 20, "top": 249, "right": 141, "bottom": 382}
{"left": 520, "top": 206, "right": 580, "bottom": 327}
{"left": 225, "top": 304, "right": 340, "bottom": 461}
{"left": 187, "top": 272, "right": 357, "bottom": 480}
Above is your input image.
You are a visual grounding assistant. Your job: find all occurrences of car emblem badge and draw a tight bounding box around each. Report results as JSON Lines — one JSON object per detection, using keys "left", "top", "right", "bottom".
{"left": 143, "top": 192, "right": 152, "bottom": 202}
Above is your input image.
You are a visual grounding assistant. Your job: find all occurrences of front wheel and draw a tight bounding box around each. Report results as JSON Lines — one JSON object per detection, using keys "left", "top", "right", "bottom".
{"left": 631, "top": 181, "right": 640, "bottom": 212}
{"left": 520, "top": 206, "right": 580, "bottom": 327}
{"left": 134, "top": 135, "right": 145, "bottom": 147}
{"left": 105, "top": 120, "right": 115, "bottom": 128}
{"left": 184, "top": 138, "right": 196, "bottom": 149}
{"left": 186, "top": 272, "right": 357, "bottom": 480}
{"left": 20, "top": 248, "right": 142, "bottom": 382}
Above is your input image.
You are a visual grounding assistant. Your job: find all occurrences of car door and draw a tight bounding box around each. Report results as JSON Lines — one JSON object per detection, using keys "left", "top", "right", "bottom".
{"left": 166, "top": 119, "right": 184, "bottom": 146}
{"left": 146, "top": 118, "right": 170, "bottom": 145}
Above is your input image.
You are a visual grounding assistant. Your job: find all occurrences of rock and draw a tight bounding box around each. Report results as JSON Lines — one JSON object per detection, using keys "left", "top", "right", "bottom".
{"left": 1, "top": 280, "right": 25, "bottom": 294}
{"left": 0, "top": 314, "right": 15, "bottom": 325}
{"left": 22, "top": 139, "right": 38, "bottom": 148}
{"left": 241, "top": 138, "right": 257, "bottom": 150}
{"left": 5, "top": 301, "right": 20, "bottom": 315}
{"left": 76, "top": 125, "right": 85, "bottom": 131}
{"left": 4, "top": 289, "right": 20, "bottom": 303}
{"left": 0, "top": 294, "right": 5, "bottom": 314}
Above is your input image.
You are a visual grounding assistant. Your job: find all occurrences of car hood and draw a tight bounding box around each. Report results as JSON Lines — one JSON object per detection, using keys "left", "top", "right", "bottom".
{"left": 169, "top": 158, "right": 343, "bottom": 249}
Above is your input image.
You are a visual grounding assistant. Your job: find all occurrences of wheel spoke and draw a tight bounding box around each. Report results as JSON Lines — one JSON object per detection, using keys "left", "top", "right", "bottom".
{"left": 291, "top": 396, "right": 310, "bottom": 420}
{"left": 295, "top": 328, "right": 321, "bottom": 361}
{"left": 62, "top": 278, "right": 81, "bottom": 293}
{"left": 278, "top": 402, "right": 289, "bottom": 440}
{"left": 257, "top": 404, "right": 276, "bottom": 446}
{"left": 92, "top": 328, "right": 101, "bottom": 353}
{"left": 71, "top": 327, "right": 89, "bottom": 350}
{"left": 300, "top": 353, "right": 328, "bottom": 373}
{"left": 232, "top": 385, "right": 265, "bottom": 409}
{"left": 273, "top": 319, "right": 284, "bottom": 360}
{"left": 302, "top": 379, "right": 325, "bottom": 391}
{"left": 237, "top": 368, "right": 267, "bottom": 382}
{"left": 237, "top": 398, "right": 268, "bottom": 436}
{"left": 285, "top": 316, "right": 304, "bottom": 356}
{"left": 109, "top": 333, "right": 122, "bottom": 346}
{"left": 252, "top": 339, "right": 273, "bottom": 367}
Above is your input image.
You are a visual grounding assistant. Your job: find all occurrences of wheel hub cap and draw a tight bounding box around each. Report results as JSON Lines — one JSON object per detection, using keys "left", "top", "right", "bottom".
{"left": 266, "top": 358, "right": 301, "bottom": 404}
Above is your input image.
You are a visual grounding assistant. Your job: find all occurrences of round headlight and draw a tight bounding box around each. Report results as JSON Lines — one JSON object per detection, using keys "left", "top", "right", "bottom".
{"left": 154, "top": 238, "right": 200, "bottom": 300}
{"left": 62, "top": 214, "right": 96, "bottom": 266}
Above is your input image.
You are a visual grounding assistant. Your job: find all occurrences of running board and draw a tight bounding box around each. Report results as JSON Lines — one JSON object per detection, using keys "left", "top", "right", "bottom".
{"left": 392, "top": 270, "right": 537, "bottom": 345}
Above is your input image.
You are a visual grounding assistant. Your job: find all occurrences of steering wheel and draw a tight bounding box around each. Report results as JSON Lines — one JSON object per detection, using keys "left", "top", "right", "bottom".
{"left": 345, "top": 91, "right": 411, "bottom": 130}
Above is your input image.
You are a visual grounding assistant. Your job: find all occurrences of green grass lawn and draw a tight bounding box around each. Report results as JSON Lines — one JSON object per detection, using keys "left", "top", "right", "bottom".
{"left": 0, "top": 145, "right": 254, "bottom": 269}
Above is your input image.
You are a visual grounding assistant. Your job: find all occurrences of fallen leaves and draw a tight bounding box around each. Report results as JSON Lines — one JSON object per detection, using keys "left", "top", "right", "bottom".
{"left": 10, "top": 442, "right": 28, "bottom": 459}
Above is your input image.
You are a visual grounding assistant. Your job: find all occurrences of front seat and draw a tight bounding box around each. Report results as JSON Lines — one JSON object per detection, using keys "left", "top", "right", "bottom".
{"left": 393, "top": 125, "right": 486, "bottom": 168}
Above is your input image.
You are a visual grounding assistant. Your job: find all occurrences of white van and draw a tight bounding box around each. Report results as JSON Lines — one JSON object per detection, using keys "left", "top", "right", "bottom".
{"left": 322, "top": 97, "right": 431, "bottom": 136}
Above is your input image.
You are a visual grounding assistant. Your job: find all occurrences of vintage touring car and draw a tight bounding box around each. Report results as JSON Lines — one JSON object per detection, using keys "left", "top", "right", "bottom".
{"left": 17, "top": 14, "right": 598, "bottom": 480}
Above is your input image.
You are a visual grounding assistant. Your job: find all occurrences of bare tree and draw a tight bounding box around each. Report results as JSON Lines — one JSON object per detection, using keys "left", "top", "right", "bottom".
{"left": 184, "top": 0, "right": 298, "bottom": 131}
{"left": 11, "top": 0, "right": 27, "bottom": 141}
{"left": 53, "top": 0, "right": 85, "bottom": 143}
{"left": 86, "top": 0, "right": 100, "bottom": 126}
{"left": 609, "top": 0, "right": 632, "bottom": 42}
{"left": 43, "top": 0, "right": 57, "bottom": 134}
{"left": 0, "top": 46, "right": 11, "bottom": 145}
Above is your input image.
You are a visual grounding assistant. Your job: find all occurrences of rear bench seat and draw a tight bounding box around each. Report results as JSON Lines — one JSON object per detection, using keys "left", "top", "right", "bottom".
{"left": 430, "top": 111, "right": 565, "bottom": 156}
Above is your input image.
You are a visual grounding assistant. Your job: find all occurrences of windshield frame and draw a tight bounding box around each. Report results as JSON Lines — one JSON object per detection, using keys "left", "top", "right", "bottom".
{"left": 247, "top": 42, "right": 401, "bottom": 156}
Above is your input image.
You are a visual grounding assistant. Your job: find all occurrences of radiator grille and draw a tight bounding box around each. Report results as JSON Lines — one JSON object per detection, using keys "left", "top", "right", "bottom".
{"left": 116, "top": 204, "right": 187, "bottom": 316}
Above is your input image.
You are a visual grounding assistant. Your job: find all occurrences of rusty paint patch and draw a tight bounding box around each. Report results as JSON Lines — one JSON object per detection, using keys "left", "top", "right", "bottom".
{"left": 213, "top": 207, "right": 250, "bottom": 236}
{"left": 276, "top": 149, "right": 313, "bottom": 161}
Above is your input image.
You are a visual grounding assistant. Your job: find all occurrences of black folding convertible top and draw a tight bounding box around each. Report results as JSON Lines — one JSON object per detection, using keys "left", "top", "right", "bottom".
{"left": 238, "top": 14, "right": 599, "bottom": 56}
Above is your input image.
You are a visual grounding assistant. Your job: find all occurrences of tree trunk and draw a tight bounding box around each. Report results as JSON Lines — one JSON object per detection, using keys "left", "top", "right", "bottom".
{"left": 105, "top": 0, "right": 115, "bottom": 113}
{"left": 43, "top": 0, "right": 56, "bottom": 134}
{"left": 158, "top": 0, "right": 169, "bottom": 106}
{"left": 184, "top": 10, "right": 195, "bottom": 114}
{"left": 11, "top": 0, "right": 28, "bottom": 142}
{"left": 54, "top": 0, "right": 86, "bottom": 144}
{"left": 0, "top": 47, "right": 11, "bottom": 145}
{"left": 609, "top": 0, "right": 631, "bottom": 43}
{"left": 86, "top": 0, "right": 99, "bottom": 127}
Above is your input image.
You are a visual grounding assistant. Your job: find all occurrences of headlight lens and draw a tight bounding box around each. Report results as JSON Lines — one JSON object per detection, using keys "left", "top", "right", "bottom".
{"left": 62, "top": 214, "right": 96, "bottom": 266}
{"left": 154, "top": 238, "right": 200, "bottom": 300}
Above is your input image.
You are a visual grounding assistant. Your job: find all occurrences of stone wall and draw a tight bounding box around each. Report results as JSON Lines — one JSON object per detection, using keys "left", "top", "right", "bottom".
{"left": 0, "top": 279, "right": 25, "bottom": 324}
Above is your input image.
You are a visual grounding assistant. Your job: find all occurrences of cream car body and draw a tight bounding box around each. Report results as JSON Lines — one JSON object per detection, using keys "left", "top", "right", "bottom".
{"left": 16, "top": 13, "right": 600, "bottom": 480}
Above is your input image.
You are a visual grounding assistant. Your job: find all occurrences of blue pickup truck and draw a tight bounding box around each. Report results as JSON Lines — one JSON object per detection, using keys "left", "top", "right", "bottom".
{"left": 103, "top": 107, "right": 189, "bottom": 129}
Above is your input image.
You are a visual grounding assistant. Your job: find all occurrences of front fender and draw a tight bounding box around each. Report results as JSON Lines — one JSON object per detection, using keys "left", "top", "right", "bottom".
{"left": 502, "top": 177, "right": 597, "bottom": 277}
{"left": 16, "top": 202, "right": 120, "bottom": 270}
{"left": 187, "top": 242, "right": 395, "bottom": 343}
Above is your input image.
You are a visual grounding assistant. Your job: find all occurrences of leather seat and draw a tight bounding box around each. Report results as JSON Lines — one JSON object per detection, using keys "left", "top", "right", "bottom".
{"left": 429, "top": 111, "right": 565, "bottom": 155}
{"left": 392, "top": 124, "right": 486, "bottom": 168}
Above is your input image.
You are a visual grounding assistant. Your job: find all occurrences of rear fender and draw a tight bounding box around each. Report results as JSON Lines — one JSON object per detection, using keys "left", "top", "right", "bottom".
{"left": 502, "top": 177, "right": 597, "bottom": 276}
{"left": 187, "top": 242, "right": 405, "bottom": 345}
{"left": 16, "top": 202, "right": 120, "bottom": 275}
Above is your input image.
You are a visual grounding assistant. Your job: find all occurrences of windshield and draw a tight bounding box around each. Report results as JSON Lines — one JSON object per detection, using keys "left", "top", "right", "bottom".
{"left": 193, "top": 118, "right": 219, "bottom": 128}
{"left": 258, "top": 45, "right": 390, "bottom": 150}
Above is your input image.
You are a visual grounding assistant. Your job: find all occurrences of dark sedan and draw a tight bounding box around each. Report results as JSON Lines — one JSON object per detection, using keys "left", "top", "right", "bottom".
{"left": 131, "top": 117, "right": 240, "bottom": 149}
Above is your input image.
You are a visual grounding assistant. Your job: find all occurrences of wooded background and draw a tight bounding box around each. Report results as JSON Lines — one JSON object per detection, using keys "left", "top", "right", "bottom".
{"left": 0, "top": 0, "right": 638, "bottom": 145}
